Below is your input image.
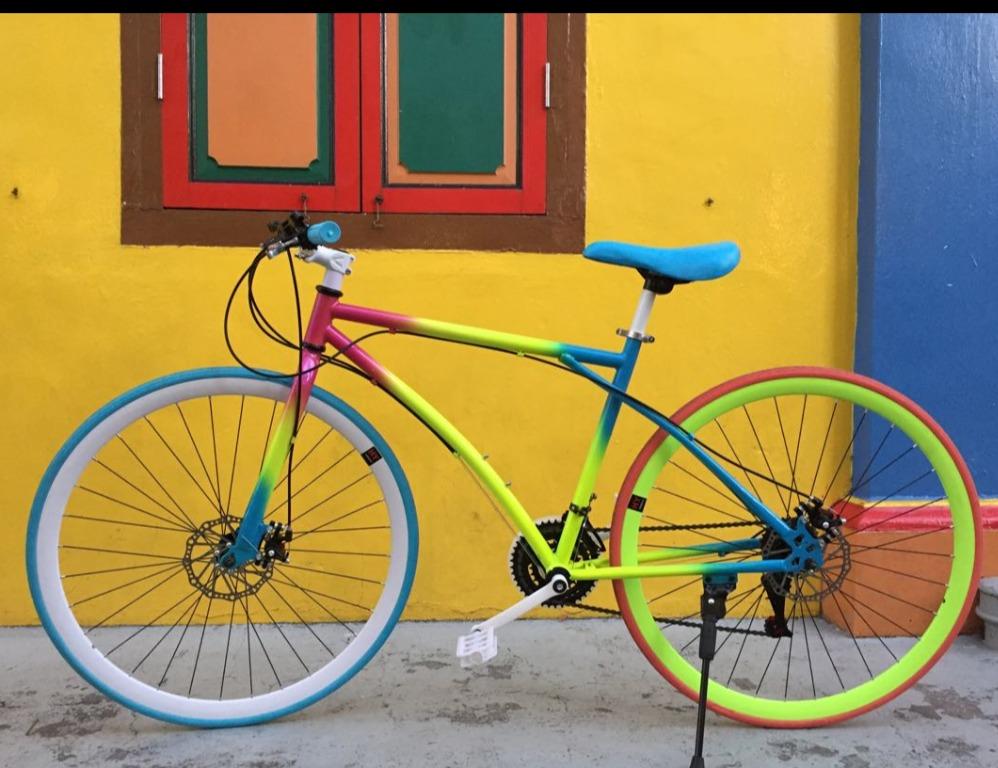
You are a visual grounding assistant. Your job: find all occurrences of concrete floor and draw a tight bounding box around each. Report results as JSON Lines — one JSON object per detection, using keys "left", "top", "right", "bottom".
{"left": 1, "top": 620, "right": 996, "bottom": 768}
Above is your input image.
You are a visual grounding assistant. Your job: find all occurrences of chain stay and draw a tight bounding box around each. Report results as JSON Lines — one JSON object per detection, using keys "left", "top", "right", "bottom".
{"left": 578, "top": 518, "right": 767, "bottom": 636}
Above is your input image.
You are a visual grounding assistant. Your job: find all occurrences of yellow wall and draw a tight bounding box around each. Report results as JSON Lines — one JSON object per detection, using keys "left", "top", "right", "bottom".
{"left": 0, "top": 13, "right": 859, "bottom": 624}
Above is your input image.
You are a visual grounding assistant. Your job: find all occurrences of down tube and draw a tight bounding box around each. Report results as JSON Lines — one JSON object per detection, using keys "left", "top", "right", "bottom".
{"left": 325, "top": 325, "right": 558, "bottom": 570}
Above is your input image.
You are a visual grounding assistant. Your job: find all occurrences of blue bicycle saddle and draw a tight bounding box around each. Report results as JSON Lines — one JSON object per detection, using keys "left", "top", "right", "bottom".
{"left": 582, "top": 240, "right": 740, "bottom": 282}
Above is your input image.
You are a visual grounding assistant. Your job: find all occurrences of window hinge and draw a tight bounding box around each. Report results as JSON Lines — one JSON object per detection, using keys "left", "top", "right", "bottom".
{"left": 544, "top": 62, "right": 551, "bottom": 108}
{"left": 156, "top": 53, "right": 163, "bottom": 100}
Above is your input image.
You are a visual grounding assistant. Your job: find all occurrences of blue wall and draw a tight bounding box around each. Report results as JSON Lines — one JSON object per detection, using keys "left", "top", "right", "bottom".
{"left": 856, "top": 13, "right": 998, "bottom": 497}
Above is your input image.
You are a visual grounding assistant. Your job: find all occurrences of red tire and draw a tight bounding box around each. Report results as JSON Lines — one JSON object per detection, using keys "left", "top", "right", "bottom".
{"left": 610, "top": 367, "right": 982, "bottom": 728}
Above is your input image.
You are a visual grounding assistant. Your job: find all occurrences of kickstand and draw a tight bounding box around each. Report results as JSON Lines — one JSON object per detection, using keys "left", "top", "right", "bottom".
{"left": 689, "top": 578, "right": 732, "bottom": 768}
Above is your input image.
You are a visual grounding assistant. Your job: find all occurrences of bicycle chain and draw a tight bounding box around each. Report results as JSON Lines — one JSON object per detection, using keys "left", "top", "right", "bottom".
{"left": 576, "top": 518, "right": 770, "bottom": 636}
{"left": 592, "top": 520, "right": 764, "bottom": 534}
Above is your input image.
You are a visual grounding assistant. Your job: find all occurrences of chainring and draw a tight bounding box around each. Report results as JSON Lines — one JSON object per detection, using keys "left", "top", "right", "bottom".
{"left": 508, "top": 517, "right": 605, "bottom": 606}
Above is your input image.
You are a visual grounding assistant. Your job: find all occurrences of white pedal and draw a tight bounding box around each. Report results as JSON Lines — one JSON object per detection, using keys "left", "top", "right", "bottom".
{"left": 456, "top": 627, "right": 498, "bottom": 668}
{"left": 454, "top": 574, "right": 568, "bottom": 668}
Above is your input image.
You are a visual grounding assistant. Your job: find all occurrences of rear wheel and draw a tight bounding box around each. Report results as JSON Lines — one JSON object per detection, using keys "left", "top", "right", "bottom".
{"left": 611, "top": 367, "right": 980, "bottom": 727}
{"left": 27, "top": 368, "right": 417, "bottom": 727}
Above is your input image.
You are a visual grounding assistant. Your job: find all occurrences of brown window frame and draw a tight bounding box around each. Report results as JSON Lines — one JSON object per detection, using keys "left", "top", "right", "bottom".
{"left": 120, "top": 13, "right": 586, "bottom": 251}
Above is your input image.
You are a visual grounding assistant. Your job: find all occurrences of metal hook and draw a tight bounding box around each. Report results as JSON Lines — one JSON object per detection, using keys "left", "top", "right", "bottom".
{"left": 373, "top": 194, "right": 384, "bottom": 229}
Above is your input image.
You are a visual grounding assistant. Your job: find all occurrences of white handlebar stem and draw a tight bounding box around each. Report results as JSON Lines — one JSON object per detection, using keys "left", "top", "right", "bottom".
{"left": 301, "top": 246, "right": 355, "bottom": 292}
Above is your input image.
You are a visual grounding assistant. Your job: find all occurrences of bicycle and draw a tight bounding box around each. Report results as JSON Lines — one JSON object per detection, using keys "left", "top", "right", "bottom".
{"left": 26, "top": 213, "right": 981, "bottom": 733}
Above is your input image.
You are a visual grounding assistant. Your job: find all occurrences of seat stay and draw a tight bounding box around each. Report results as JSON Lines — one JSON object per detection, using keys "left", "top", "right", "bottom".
{"left": 558, "top": 353, "right": 794, "bottom": 543}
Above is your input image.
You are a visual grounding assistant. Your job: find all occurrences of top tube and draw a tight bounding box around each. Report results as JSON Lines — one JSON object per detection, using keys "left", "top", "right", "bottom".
{"left": 329, "top": 302, "right": 629, "bottom": 369}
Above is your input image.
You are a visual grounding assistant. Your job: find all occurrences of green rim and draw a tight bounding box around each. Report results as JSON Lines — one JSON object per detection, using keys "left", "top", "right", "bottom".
{"left": 619, "top": 376, "right": 976, "bottom": 723}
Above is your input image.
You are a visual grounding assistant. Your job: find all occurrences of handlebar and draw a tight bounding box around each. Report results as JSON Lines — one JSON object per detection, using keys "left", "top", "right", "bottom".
{"left": 307, "top": 221, "right": 341, "bottom": 246}
{"left": 262, "top": 213, "right": 342, "bottom": 259}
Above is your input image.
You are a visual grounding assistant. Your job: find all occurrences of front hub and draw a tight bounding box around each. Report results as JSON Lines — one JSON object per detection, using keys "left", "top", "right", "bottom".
{"left": 209, "top": 518, "right": 293, "bottom": 572}
{"left": 184, "top": 517, "right": 274, "bottom": 600}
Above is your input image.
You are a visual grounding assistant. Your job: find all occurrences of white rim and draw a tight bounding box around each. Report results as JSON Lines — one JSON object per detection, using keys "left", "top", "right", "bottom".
{"left": 32, "top": 377, "right": 410, "bottom": 722}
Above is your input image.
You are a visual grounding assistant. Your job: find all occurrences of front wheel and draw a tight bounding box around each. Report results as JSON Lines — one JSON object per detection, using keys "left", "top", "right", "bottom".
{"left": 27, "top": 368, "right": 418, "bottom": 727}
{"left": 611, "top": 367, "right": 980, "bottom": 728}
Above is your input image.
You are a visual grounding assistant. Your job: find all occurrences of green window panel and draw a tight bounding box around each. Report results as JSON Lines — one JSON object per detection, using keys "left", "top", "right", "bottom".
{"left": 397, "top": 13, "right": 506, "bottom": 175}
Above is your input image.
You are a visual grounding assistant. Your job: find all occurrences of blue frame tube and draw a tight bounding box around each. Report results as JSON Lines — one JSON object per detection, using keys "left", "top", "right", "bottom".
{"left": 559, "top": 353, "right": 796, "bottom": 543}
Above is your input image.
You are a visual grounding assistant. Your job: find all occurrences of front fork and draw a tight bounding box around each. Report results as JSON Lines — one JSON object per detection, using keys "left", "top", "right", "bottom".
{"left": 217, "top": 349, "right": 323, "bottom": 569}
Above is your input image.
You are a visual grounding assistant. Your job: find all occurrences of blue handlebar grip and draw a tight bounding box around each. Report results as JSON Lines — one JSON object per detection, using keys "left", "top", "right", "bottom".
{"left": 307, "top": 221, "right": 341, "bottom": 246}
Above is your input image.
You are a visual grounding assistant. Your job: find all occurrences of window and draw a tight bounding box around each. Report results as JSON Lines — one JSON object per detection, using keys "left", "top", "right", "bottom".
{"left": 122, "top": 13, "right": 585, "bottom": 250}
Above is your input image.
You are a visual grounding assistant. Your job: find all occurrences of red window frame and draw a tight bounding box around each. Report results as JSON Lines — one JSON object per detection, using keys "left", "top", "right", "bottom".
{"left": 160, "top": 13, "right": 361, "bottom": 212}
{"left": 360, "top": 13, "right": 547, "bottom": 215}
{"left": 159, "top": 13, "right": 545, "bottom": 215}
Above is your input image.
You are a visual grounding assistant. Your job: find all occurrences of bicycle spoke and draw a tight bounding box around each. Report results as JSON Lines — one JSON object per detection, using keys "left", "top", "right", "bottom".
{"left": 822, "top": 580, "right": 874, "bottom": 678}
{"left": 293, "top": 500, "right": 385, "bottom": 541}
{"left": 208, "top": 397, "right": 224, "bottom": 514}
{"left": 144, "top": 416, "right": 223, "bottom": 517}
{"left": 797, "top": 579, "right": 817, "bottom": 698}
{"left": 791, "top": 395, "right": 807, "bottom": 485}
{"left": 269, "top": 448, "right": 354, "bottom": 516}
{"left": 754, "top": 633, "right": 783, "bottom": 695}
{"left": 107, "top": 569, "right": 209, "bottom": 659}
{"left": 64, "top": 559, "right": 186, "bottom": 580}
{"left": 71, "top": 560, "right": 186, "bottom": 607}
{"left": 714, "top": 588, "right": 764, "bottom": 657}
{"left": 74, "top": 485, "right": 194, "bottom": 533}
{"left": 220, "top": 587, "right": 238, "bottom": 699}
{"left": 809, "top": 401, "right": 838, "bottom": 497}
{"left": 807, "top": 607, "right": 845, "bottom": 690}
{"left": 652, "top": 486, "right": 750, "bottom": 524}
{"left": 64, "top": 513, "right": 190, "bottom": 534}
{"left": 277, "top": 561, "right": 381, "bottom": 586}
{"left": 188, "top": 568, "right": 220, "bottom": 696}
{"left": 829, "top": 554, "right": 947, "bottom": 588}
{"left": 86, "top": 567, "right": 188, "bottom": 634}
{"left": 784, "top": 592, "right": 798, "bottom": 699}
{"left": 225, "top": 396, "right": 245, "bottom": 514}
{"left": 821, "top": 575, "right": 902, "bottom": 660}
{"left": 835, "top": 424, "right": 894, "bottom": 510}
{"left": 724, "top": 588, "right": 766, "bottom": 687}
{"left": 847, "top": 494, "right": 944, "bottom": 535}
{"left": 157, "top": 589, "right": 207, "bottom": 688}
{"left": 294, "top": 523, "right": 390, "bottom": 537}
{"left": 93, "top": 459, "right": 200, "bottom": 531}
{"left": 286, "top": 473, "right": 373, "bottom": 526}
{"left": 61, "top": 544, "right": 184, "bottom": 561}
{"left": 131, "top": 587, "right": 204, "bottom": 675}
{"left": 115, "top": 435, "right": 200, "bottom": 531}
{"left": 822, "top": 409, "right": 868, "bottom": 502}
{"left": 249, "top": 589, "right": 310, "bottom": 674}
{"left": 175, "top": 402, "right": 224, "bottom": 513}
{"left": 267, "top": 574, "right": 372, "bottom": 613}
{"left": 773, "top": 398, "right": 800, "bottom": 502}
{"left": 714, "top": 420, "right": 766, "bottom": 505}
{"left": 287, "top": 547, "right": 388, "bottom": 558}
{"left": 668, "top": 460, "right": 749, "bottom": 517}
{"left": 275, "top": 425, "right": 335, "bottom": 488}
{"left": 742, "top": 404, "right": 789, "bottom": 514}
{"left": 276, "top": 568, "right": 358, "bottom": 638}
{"left": 834, "top": 444, "right": 917, "bottom": 508}
{"left": 262, "top": 580, "right": 337, "bottom": 659}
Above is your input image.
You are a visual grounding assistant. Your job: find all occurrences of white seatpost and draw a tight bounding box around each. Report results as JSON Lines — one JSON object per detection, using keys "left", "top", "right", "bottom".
{"left": 620, "top": 288, "right": 657, "bottom": 342}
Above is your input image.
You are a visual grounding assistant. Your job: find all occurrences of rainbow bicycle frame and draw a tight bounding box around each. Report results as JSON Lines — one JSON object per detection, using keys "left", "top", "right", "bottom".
{"left": 28, "top": 213, "right": 980, "bottom": 739}
{"left": 226, "top": 256, "right": 812, "bottom": 588}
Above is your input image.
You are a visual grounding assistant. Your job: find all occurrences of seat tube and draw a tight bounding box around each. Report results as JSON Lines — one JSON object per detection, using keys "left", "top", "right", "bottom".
{"left": 555, "top": 289, "right": 657, "bottom": 562}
